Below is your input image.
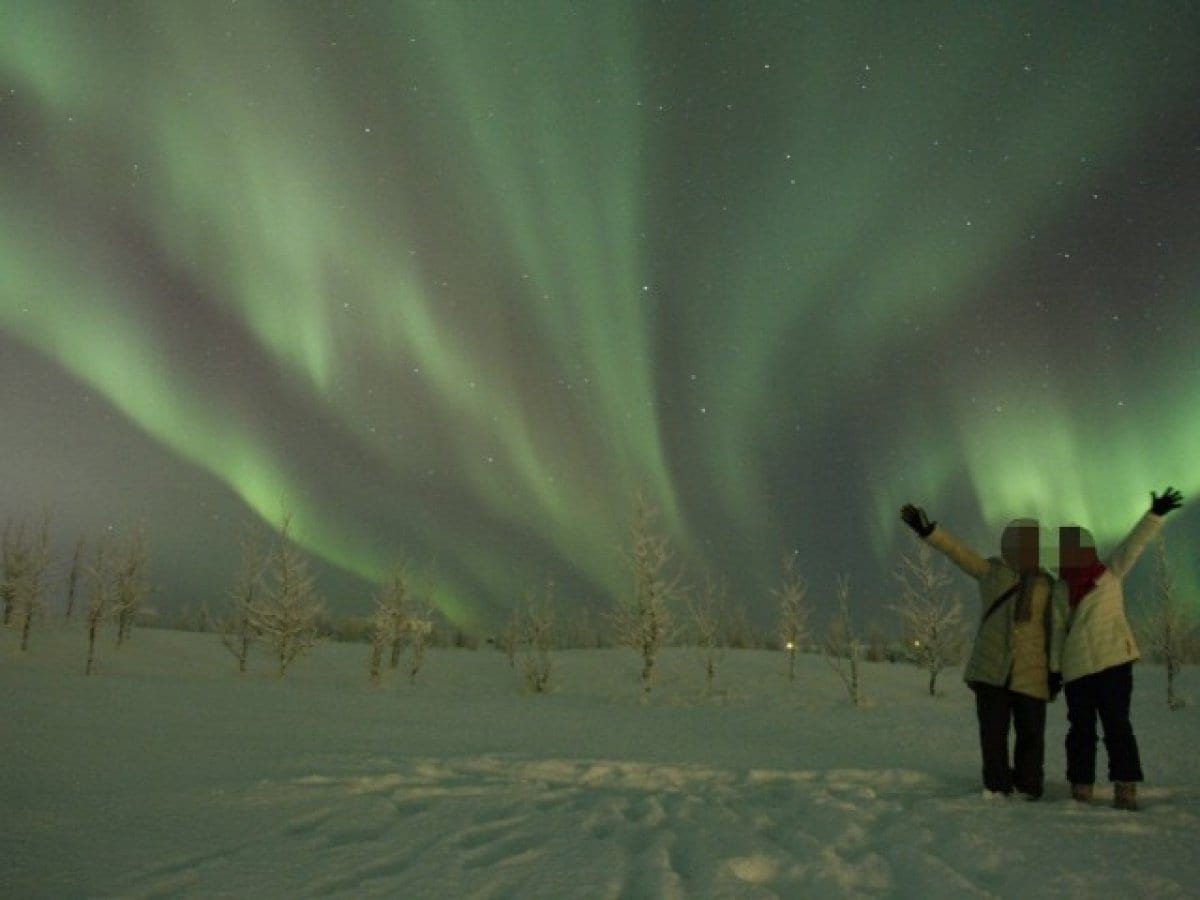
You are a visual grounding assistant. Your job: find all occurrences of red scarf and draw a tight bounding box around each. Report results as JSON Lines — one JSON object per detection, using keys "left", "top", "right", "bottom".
{"left": 1065, "top": 561, "right": 1107, "bottom": 609}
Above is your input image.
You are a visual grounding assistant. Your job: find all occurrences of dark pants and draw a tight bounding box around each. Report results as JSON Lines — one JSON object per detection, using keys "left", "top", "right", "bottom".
{"left": 971, "top": 682, "right": 1046, "bottom": 796}
{"left": 1064, "top": 662, "right": 1143, "bottom": 785}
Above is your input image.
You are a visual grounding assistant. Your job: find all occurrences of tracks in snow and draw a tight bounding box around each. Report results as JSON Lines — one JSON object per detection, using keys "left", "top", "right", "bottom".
{"left": 117, "top": 757, "right": 1200, "bottom": 899}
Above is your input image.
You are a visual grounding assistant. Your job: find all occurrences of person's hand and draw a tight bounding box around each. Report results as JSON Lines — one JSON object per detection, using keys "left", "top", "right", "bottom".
{"left": 1048, "top": 672, "right": 1063, "bottom": 702}
{"left": 901, "top": 504, "right": 936, "bottom": 538}
{"left": 1150, "top": 487, "right": 1183, "bottom": 517}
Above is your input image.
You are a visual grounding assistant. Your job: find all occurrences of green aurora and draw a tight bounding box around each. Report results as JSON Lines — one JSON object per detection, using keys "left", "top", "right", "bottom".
{"left": 1, "top": 1, "right": 1197, "bottom": 630}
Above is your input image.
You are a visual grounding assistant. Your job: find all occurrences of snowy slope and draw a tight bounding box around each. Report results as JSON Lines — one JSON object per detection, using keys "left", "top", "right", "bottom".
{"left": 4, "top": 624, "right": 1199, "bottom": 899}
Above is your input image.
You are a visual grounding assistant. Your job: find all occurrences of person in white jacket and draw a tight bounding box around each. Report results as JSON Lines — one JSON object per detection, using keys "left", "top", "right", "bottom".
{"left": 1051, "top": 486, "right": 1183, "bottom": 811}
{"left": 901, "top": 505, "right": 1056, "bottom": 799}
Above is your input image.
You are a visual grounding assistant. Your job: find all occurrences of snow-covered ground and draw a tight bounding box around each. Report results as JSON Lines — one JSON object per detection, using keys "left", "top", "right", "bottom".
{"left": 4, "top": 624, "right": 1199, "bottom": 899}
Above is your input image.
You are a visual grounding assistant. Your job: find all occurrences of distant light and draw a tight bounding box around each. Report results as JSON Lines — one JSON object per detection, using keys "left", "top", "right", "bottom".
{"left": 785, "top": 641, "right": 795, "bottom": 651}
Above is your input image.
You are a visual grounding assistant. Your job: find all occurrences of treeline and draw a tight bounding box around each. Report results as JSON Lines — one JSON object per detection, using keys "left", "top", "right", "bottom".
{"left": 2, "top": 517, "right": 150, "bottom": 673}
{"left": 4, "top": 502, "right": 1196, "bottom": 710}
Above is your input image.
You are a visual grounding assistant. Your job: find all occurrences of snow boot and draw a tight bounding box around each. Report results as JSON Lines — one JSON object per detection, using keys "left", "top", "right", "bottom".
{"left": 1070, "top": 784, "right": 1094, "bottom": 803}
{"left": 1113, "top": 782, "right": 1138, "bottom": 811}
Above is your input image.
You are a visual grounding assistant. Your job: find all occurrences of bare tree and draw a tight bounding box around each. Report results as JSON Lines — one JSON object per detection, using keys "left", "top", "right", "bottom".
{"left": 498, "top": 602, "right": 521, "bottom": 668}
{"left": 864, "top": 622, "right": 890, "bottom": 663}
{"left": 63, "top": 536, "right": 86, "bottom": 621}
{"left": 366, "top": 566, "right": 435, "bottom": 685}
{"left": 688, "top": 572, "right": 728, "bottom": 696}
{"left": 367, "top": 617, "right": 387, "bottom": 684}
{"left": 247, "top": 515, "right": 323, "bottom": 677}
{"left": 367, "top": 566, "right": 412, "bottom": 684}
{"left": 563, "top": 605, "right": 603, "bottom": 649}
{"left": 1, "top": 520, "right": 17, "bottom": 626}
{"left": 4, "top": 516, "right": 52, "bottom": 651}
{"left": 217, "top": 526, "right": 267, "bottom": 673}
{"left": 610, "top": 494, "right": 681, "bottom": 693}
{"left": 892, "top": 542, "right": 965, "bottom": 696}
{"left": 724, "top": 601, "right": 760, "bottom": 649}
{"left": 85, "top": 538, "right": 113, "bottom": 676}
{"left": 406, "top": 598, "right": 435, "bottom": 684}
{"left": 824, "top": 575, "right": 863, "bottom": 707}
{"left": 517, "top": 578, "right": 556, "bottom": 694}
{"left": 20, "top": 518, "right": 51, "bottom": 651}
{"left": 381, "top": 567, "right": 411, "bottom": 670}
{"left": 775, "top": 552, "right": 811, "bottom": 682}
{"left": 112, "top": 530, "right": 150, "bottom": 647}
{"left": 367, "top": 602, "right": 389, "bottom": 685}
{"left": 1138, "top": 535, "right": 1194, "bottom": 710}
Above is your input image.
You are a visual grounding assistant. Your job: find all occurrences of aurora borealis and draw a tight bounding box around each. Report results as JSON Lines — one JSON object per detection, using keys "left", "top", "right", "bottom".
{"left": 2, "top": 2, "right": 1197, "bottom": 632}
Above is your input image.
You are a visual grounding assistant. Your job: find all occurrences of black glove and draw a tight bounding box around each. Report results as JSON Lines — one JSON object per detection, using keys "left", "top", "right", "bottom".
{"left": 901, "top": 504, "right": 936, "bottom": 538}
{"left": 1048, "top": 672, "right": 1063, "bottom": 702}
{"left": 1150, "top": 487, "right": 1183, "bottom": 517}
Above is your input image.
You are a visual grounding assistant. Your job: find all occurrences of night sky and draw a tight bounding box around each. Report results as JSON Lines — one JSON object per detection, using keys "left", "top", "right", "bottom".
{"left": 2, "top": 1, "right": 1197, "bottom": 633}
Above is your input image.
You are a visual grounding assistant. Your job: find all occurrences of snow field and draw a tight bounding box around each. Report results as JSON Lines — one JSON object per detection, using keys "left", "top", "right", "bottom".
{"left": 4, "top": 624, "right": 1199, "bottom": 898}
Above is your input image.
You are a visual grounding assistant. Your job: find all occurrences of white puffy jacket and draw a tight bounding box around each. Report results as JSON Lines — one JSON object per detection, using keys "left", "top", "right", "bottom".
{"left": 1051, "top": 512, "right": 1163, "bottom": 683}
{"left": 924, "top": 526, "right": 1054, "bottom": 699}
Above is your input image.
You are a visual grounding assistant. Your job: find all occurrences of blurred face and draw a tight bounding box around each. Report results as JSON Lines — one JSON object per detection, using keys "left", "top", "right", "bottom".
{"left": 1001, "top": 524, "right": 1040, "bottom": 571}
{"left": 1058, "top": 527, "right": 1096, "bottom": 571}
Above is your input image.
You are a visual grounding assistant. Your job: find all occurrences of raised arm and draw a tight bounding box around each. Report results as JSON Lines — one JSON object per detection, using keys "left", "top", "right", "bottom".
{"left": 1105, "top": 487, "right": 1181, "bottom": 579}
{"left": 901, "top": 503, "right": 990, "bottom": 580}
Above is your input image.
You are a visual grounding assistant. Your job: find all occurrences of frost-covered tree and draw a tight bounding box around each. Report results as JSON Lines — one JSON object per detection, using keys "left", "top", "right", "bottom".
{"left": 4, "top": 517, "right": 52, "bottom": 651}
{"left": 247, "top": 515, "right": 323, "bottom": 677}
{"left": 1138, "top": 535, "right": 1195, "bottom": 710}
{"left": 367, "top": 566, "right": 413, "bottom": 684}
{"left": 1, "top": 520, "right": 17, "bottom": 626}
{"left": 112, "top": 531, "right": 150, "bottom": 647}
{"left": 892, "top": 542, "right": 965, "bottom": 696}
{"left": 864, "top": 622, "right": 891, "bottom": 663}
{"left": 365, "top": 565, "right": 435, "bottom": 685}
{"left": 406, "top": 598, "right": 435, "bottom": 684}
{"left": 774, "top": 552, "right": 811, "bottom": 681}
{"left": 610, "top": 494, "right": 681, "bottom": 693}
{"left": 517, "top": 579, "right": 556, "bottom": 694}
{"left": 381, "top": 567, "right": 412, "bottom": 671}
{"left": 367, "top": 613, "right": 387, "bottom": 685}
{"left": 724, "top": 601, "right": 760, "bottom": 650}
{"left": 562, "top": 605, "right": 603, "bottom": 650}
{"left": 691, "top": 573, "right": 730, "bottom": 695}
{"left": 824, "top": 575, "right": 863, "bottom": 707}
{"left": 498, "top": 602, "right": 521, "bottom": 668}
{"left": 217, "top": 527, "right": 267, "bottom": 674}
{"left": 19, "top": 518, "right": 51, "bottom": 651}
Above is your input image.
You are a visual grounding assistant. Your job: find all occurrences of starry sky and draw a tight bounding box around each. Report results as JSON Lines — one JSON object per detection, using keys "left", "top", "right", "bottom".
{"left": 2, "top": 1, "right": 1197, "bottom": 633}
